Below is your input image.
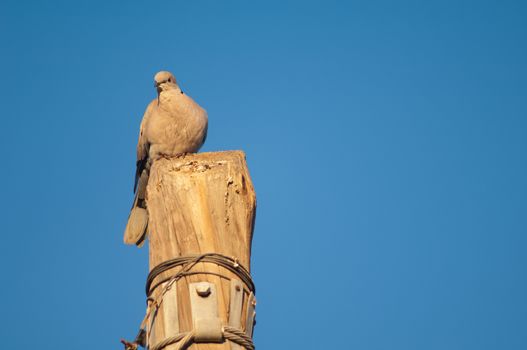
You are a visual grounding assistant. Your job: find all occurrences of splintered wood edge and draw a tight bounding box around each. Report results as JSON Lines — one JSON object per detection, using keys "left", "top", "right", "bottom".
{"left": 149, "top": 150, "right": 256, "bottom": 205}
{"left": 154, "top": 150, "right": 248, "bottom": 169}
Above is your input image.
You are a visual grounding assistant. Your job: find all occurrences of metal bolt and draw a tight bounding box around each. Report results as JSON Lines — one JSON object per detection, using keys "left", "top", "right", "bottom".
{"left": 195, "top": 283, "right": 211, "bottom": 297}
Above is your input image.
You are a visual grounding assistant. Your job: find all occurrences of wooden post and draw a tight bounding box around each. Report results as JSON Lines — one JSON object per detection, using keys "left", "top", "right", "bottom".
{"left": 145, "top": 151, "right": 256, "bottom": 350}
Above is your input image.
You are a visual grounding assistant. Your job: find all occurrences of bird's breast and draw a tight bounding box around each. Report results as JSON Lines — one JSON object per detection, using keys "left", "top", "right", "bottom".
{"left": 146, "top": 92, "right": 208, "bottom": 156}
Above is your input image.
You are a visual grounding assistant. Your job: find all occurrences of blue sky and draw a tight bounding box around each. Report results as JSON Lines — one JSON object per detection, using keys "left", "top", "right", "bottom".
{"left": 1, "top": 1, "right": 526, "bottom": 349}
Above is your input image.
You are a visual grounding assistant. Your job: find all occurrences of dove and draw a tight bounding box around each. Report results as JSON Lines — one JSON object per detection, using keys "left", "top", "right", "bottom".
{"left": 124, "top": 71, "right": 208, "bottom": 246}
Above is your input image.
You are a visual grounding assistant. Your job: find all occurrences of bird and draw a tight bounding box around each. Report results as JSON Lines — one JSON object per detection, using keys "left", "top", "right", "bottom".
{"left": 124, "top": 71, "right": 208, "bottom": 246}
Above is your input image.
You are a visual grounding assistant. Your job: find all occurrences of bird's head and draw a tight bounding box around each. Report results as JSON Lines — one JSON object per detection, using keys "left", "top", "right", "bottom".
{"left": 154, "top": 71, "right": 178, "bottom": 94}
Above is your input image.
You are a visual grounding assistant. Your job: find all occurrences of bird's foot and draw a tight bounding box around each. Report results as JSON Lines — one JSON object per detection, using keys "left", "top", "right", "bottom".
{"left": 174, "top": 152, "right": 189, "bottom": 159}
{"left": 158, "top": 152, "right": 188, "bottom": 160}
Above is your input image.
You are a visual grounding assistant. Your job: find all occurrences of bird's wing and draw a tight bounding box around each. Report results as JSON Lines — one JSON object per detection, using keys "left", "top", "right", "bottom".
{"left": 134, "top": 101, "right": 154, "bottom": 193}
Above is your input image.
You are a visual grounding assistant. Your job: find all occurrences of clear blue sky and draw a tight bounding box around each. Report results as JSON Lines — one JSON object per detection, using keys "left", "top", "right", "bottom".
{"left": 1, "top": 1, "right": 526, "bottom": 349}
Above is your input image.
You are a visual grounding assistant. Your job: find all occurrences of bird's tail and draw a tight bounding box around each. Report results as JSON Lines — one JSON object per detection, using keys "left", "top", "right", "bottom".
{"left": 124, "top": 170, "right": 149, "bottom": 247}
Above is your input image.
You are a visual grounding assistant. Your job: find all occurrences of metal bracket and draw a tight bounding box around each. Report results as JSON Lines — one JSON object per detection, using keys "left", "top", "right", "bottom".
{"left": 189, "top": 282, "right": 223, "bottom": 343}
{"left": 245, "top": 292, "right": 256, "bottom": 338}
{"left": 194, "top": 317, "right": 223, "bottom": 343}
{"left": 162, "top": 282, "right": 180, "bottom": 339}
{"left": 228, "top": 279, "right": 244, "bottom": 350}
{"left": 228, "top": 279, "right": 244, "bottom": 327}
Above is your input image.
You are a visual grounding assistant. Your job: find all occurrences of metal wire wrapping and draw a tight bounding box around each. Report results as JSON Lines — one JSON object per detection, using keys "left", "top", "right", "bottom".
{"left": 149, "top": 327, "right": 255, "bottom": 350}
{"left": 146, "top": 253, "right": 255, "bottom": 296}
{"left": 140, "top": 253, "right": 256, "bottom": 350}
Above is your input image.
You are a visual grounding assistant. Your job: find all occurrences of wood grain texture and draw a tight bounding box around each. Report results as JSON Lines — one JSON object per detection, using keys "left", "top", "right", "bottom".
{"left": 146, "top": 151, "right": 256, "bottom": 350}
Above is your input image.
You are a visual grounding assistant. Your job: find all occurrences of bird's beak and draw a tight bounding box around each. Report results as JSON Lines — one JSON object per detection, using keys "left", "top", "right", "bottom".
{"left": 155, "top": 82, "right": 161, "bottom": 104}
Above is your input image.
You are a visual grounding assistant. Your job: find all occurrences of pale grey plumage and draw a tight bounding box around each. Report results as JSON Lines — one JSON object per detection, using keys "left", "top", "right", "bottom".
{"left": 124, "top": 71, "right": 208, "bottom": 246}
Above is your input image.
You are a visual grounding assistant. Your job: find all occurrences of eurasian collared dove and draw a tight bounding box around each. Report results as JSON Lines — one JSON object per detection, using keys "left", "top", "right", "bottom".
{"left": 124, "top": 71, "right": 208, "bottom": 246}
